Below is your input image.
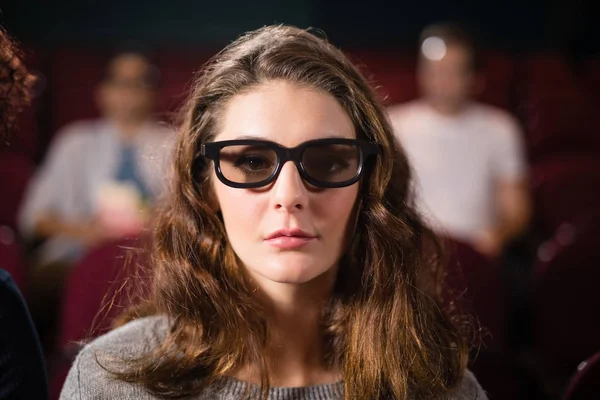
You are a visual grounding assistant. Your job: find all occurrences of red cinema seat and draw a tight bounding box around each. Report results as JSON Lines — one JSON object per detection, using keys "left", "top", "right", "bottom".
{"left": 532, "top": 225, "right": 600, "bottom": 395}
{"left": 479, "top": 51, "right": 516, "bottom": 111}
{"left": 347, "top": 49, "right": 418, "bottom": 106}
{"left": 154, "top": 49, "right": 214, "bottom": 116}
{"left": 47, "top": 48, "right": 106, "bottom": 138}
{"left": 0, "top": 151, "right": 35, "bottom": 232}
{"left": 531, "top": 154, "right": 600, "bottom": 233}
{"left": 522, "top": 53, "right": 600, "bottom": 160}
{"left": 444, "top": 239, "right": 517, "bottom": 400}
{"left": 50, "top": 237, "right": 150, "bottom": 399}
{"left": 562, "top": 352, "right": 600, "bottom": 400}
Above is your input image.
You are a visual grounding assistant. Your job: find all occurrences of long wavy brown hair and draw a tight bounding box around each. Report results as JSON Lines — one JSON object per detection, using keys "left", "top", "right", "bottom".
{"left": 0, "top": 27, "right": 34, "bottom": 145}
{"left": 110, "top": 24, "right": 469, "bottom": 399}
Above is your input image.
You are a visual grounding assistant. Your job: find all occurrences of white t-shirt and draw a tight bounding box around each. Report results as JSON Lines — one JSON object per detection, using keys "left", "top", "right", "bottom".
{"left": 388, "top": 100, "right": 527, "bottom": 243}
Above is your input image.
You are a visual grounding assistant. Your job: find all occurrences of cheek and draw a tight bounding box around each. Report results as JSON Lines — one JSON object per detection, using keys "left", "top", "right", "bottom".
{"left": 317, "top": 187, "right": 359, "bottom": 235}
{"left": 214, "top": 184, "right": 265, "bottom": 234}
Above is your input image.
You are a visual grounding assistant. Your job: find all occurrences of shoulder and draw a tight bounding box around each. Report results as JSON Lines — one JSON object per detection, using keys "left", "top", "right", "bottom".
{"left": 0, "top": 269, "right": 28, "bottom": 319}
{"left": 387, "top": 100, "right": 427, "bottom": 121}
{"left": 0, "top": 269, "right": 22, "bottom": 310}
{"left": 138, "top": 122, "right": 176, "bottom": 156}
{"left": 87, "top": 315, "right": 169, "bottom": 353}
{"left": 444, "top": 369, "right": 488, "bottom": 400}
{"left": 0, "top": 268, "right": 14, "bottom": 287}
{"left": 0, "top": 270, "right": 49, "bottom": 399}
{"left": 60, "top": 316, "right": 169, "bottom": 399}
{"left": 76, "top": 315, "right": 170, "bottom": 368}
{"left": 387, "top": 101, "right": 429, "bottom": 141}
{"left": 143, "top": 121, "right": 175, "bottom": 142}
{"left": 48, "top": 119, "right": 106, "bottom": 155}
{"left": 470, "top": 103, "right": 521, "bottom": 134}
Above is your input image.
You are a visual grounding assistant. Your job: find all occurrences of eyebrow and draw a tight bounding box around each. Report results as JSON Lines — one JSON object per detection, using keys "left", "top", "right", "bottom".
{"left": 232, "top": 134, "right": 351, "bottom": 141}
{"left": 233, "top": 135, "right": 268, "bottom": 141}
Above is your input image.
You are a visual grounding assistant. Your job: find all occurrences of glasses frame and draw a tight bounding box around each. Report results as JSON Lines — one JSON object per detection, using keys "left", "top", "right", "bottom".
{"left": 200, "top": 138, "right": 379, "bottom": 189}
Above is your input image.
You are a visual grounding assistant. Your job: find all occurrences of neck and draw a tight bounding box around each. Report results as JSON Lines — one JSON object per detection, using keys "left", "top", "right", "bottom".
{"left": 426, "top": 98, "right": 470, "bottom": 116}
{"left": 113, "top": 119, "right": 147, "bottom": 141}
{"left": 236, "top": 270, "right": 340, "bottom": 387}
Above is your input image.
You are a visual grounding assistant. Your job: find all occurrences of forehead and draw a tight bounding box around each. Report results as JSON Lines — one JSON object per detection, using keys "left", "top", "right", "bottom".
{"left": 420, "top": 43, "right": 472, "bottom": 69}
{"left": 214, "top": 81, "right": 356, "bottom": 146}
{"left": 107, "top": 54, "right": 150, "bottom": 79}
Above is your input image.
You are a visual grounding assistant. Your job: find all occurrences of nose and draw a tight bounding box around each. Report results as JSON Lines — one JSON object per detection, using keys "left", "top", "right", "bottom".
{"left": 270, "top": 161, "right": 308, "bottom": 213}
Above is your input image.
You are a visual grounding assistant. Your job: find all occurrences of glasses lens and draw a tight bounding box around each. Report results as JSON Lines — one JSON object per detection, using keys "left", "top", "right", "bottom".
{"left": 302, "top": 143, "right": 360, "bottom": 184}
{"left": 218, "top": 144, "right": 278, "bottom": 184}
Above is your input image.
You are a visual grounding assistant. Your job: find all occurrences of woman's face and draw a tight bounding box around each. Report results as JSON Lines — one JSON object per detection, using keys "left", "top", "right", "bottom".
{"left": 211, "top": 81, "right": 359, "bottom": 287}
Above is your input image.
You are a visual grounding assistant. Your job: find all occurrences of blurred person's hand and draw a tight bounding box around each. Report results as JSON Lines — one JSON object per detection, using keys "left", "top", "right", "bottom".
{"left": 97, "top": 208, "right": 146, "bottom": 238}
{"left": 76, "top": 218, "right": 123, "bottom": 247}
{"left": 96, "top": 181, "right": 148, "bottom": 239}
{"left": 473, "top": 229, "right": 504, "bottom": 258}
{"left": 35, "top": 214, "right": 119, "bottom": 247}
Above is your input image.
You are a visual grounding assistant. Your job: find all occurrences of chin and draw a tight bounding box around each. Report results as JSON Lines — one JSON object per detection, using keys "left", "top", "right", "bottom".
{"left": 253, "top": 254, "right": 334, "bottom": 285}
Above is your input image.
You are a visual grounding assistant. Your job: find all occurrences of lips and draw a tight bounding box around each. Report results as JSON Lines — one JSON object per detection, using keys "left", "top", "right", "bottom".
{"left": 265, "top": 228, "right": 315, "bottom": 240}
{"left": 264, "top": 228, "right": 317, "bottom": 249}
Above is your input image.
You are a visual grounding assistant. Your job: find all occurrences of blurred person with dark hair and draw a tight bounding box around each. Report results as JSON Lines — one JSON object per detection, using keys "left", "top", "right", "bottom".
{"left": 18, "top": 50, "right": 173, "bottom": 353}
{"left": 0, "top": 26, "right": 48, "bottom": 400}
{"left": 388, "top": 23, "right": 531, "bottom": 257}
{"left": 19, "top": 50, "right": 172, "bottom": 267}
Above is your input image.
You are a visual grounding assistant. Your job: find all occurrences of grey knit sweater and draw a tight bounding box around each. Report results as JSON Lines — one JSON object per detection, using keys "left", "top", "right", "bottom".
{"left": 59, "top": 316, "right": 487, "bottom": 400}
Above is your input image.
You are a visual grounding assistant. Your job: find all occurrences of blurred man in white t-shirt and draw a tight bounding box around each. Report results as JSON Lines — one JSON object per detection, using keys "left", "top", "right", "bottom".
{"left": 388, "top": 23, "right": 531, "bottom": 257}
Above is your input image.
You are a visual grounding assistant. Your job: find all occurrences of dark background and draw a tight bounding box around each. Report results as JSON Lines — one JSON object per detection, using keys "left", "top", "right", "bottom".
{"left": 1, "top": 0, "right": 598, "bottom": 55}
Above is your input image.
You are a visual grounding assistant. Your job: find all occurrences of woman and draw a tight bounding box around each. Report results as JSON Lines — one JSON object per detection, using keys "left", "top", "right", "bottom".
{"left": 60, "top": 25, "right": 486, "bottom": 399}
{"left": 0, "top": 27, "right": 48, "bottom": 399}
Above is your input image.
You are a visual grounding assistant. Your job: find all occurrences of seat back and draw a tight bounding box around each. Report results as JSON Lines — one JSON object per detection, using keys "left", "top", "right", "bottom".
{"left": 444, "top": 239, "right": 517, "bottom": 399}
{"left": 522, "top": 53, "right": 600, "bottom": 161}
{"left": 0, "top": 152, "right": 35, "bottom": 232}
{"left": 531, "top": 155, "right": 600, "bottom": 233}
{"left": 445, "top": 239, "right": 508, "bottom": 350}
{"left": 50, "top": 237, "right": 150, "bottom": 399}
{"left": 57, "top": 237, "right": 150, "bottom": 346}
{"left": 533, "top": 226, "right": 600, "bottom": 387}
{"left": 563, "top": 352, "right": 600, "bottom": 400}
